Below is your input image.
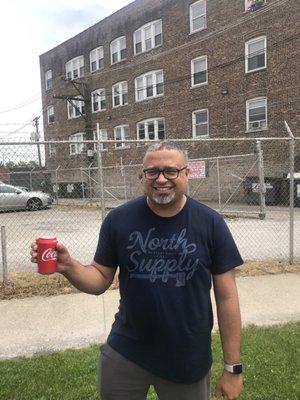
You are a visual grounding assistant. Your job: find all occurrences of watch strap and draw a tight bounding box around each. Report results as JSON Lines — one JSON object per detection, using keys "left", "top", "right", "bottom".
{"left": 224, "top": 363, "right": 243, "bottom": 374}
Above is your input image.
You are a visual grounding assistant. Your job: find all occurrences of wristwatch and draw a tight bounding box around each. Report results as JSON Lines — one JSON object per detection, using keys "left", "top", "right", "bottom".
{"left": 224, "top": 363, "right": 243, "bottom": 374}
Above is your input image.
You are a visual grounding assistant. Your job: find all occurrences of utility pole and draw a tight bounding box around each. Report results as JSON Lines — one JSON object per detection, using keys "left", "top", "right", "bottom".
{"left": 32, "top": 117, "right": 42, "bottom": 169}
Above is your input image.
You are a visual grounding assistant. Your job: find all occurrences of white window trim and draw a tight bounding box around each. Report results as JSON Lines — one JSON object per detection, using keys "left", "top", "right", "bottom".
{"left": 110, "top": 36, "right": 126, "bottom": 65}
{"left": 65, "top": 56, "right": 84, "bottom": 80}
{"left": 91, "top": 89, "right": 106, "bottom": 113}
{"left": 112, "top": 81, "right": 128, "bottom": 108}
{"left": 192, "top": 109, "right": 209, "bottom": 138}
{"left": 48, "top": 143, "right": 56, "bottom": 158}
{"left": 190, "top": 0, "right": 207, "bottom": 34}
{"left": 90, "top": 46, "right": 104, "bottom": 72}
{"left": 114, "top": 125, "right": 130, "bottom": 149}
{"left": 69, "top": 132, "right": 86, "bottom": 155}
{"left": 135, "top": 70, "right": 164, "bottom": 102}
{"left": 45, "top": 69, "right": 52, "bottom": 90}
{"left": 191, "top": 56, "right": 208, "bottom": 87}
{"left": 93, "top": 129, "right": 108, "bottom": 152}
{"left": 47, "top": 105, "right": 54, "bottom": 124}
{"left": 67, "top": 96, "right": 85, "bottom": 119}
{"left": 246, "top": 97, "right": 268, "bottom": 132}
{"left": 133, "top": 19, "right": 162, "bottom": 55}
{"left": 136, "top": 117, "right": 165, "bottom": 143}
{"left": 245, "top": 35, "right": 267, "bottom": 73}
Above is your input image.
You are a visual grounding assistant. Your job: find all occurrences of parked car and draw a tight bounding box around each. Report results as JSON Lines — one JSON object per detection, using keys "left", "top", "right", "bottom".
{"left": 0, "top": 184, "right": 53, "bottom": 211}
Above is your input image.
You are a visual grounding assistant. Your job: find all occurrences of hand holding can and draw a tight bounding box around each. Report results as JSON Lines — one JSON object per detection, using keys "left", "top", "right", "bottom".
{"left": 37, "top": 236, "right": 58, "bottom": 274}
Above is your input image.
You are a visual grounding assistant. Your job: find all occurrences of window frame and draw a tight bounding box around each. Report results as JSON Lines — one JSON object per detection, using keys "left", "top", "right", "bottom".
{"left": 45, "top": 69, "right": 52, "bottom": 90}
{"left": 90, "top": 46, "right": 104, "bottom": 72}
{"left": 69, "top": 132, "right": 86, "bottom": 155}
{"left": 110, "top": 36, "right": 127, "bottom": 65}
{"left": 135, "top": 70, "right": 164, "bottom": 102}
{"left": 114, "top": 125, "right": 130, "bottom": 149}
{"left": 91, "top": 89, "right": 106, "bottom": 113}
{"left": 48, "top": 143, "right": 56, "bottom": 158}
{"left": 192, "top": 109, "right": 209, "bottom": 138}
{"left": 47, "top": 105, "right": 55, "bottom": 124}
{"left": 190, "top": 0, "right": 207, "bottom": 34}
{"left": 191, "top": 55, "right": 208, "bottom": 87}
{"left": 93, "top": 129, "right": 108, "bottom": 151}
{"left": 67, "top": 96, "right": 85, "bottom": 119}
{"left": 112, "top": 81, "right": 128, "bottom": 108}
{"left": 65, "top": 56, "right": 84, "bottom": 80}
{"left": 136, "top": 118, "right": 165, "bottom": 144}
{"left": 133, "top": 19, "right": 162, "bottom": 55}
{"left": 245, "top": 35, "right": 267, "bottom": 73}
{"left": 246, "top": 97, "right": 267, "bottom": 132}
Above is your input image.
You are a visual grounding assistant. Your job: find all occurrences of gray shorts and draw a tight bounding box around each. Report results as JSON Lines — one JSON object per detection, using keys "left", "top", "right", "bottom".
{"left": 98, "top": 343, "right": 211, "bottom": 400}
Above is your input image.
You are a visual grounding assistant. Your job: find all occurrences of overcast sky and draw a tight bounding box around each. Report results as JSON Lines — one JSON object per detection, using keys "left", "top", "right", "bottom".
{"left": 0, "top": 0, "right": 133, "bottom": 142}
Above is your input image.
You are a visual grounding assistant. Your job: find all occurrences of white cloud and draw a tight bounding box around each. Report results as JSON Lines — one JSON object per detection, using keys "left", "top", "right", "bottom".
{"left": 0, "top": 0, "right": 132, "bottom": 142}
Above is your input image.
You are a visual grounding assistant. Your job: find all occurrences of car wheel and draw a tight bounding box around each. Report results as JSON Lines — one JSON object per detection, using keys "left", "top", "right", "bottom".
{"left": 27, "top": 198, "right": 43, "bottom": 211}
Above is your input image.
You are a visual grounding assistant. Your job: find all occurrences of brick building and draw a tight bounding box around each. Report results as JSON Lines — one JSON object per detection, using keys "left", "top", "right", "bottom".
{"left": 39, "top": 0, "right": 299, "bottom": 199}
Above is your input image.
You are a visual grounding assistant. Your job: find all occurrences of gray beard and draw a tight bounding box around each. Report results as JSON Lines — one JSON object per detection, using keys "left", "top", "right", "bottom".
{"left": 151, "top": 192, "right": 176, "bottom": 205}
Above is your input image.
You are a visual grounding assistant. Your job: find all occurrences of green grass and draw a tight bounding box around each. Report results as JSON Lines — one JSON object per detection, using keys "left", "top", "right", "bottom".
{"left": 0, "top": 323, "right": 299, "bottom": 400}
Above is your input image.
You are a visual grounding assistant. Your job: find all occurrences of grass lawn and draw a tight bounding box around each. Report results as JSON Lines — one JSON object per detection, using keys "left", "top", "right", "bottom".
{"left": 0, "top": 322, "right": 299, "bottom": 400}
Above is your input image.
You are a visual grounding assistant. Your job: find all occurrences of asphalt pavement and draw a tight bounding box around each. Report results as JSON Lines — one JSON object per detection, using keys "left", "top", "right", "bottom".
{"left": 0, "top": 273, "right": 299, "bottom": 359}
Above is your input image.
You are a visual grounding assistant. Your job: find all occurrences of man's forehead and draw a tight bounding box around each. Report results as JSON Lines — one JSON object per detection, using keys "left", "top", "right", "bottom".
{"left": 143, "top": 149, "right": 184, "bottom": 165}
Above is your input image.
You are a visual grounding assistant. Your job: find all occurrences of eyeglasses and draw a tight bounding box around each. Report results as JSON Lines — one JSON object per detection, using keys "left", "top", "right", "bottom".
{"left": 143, "top": 166, "right": 187, "bottom": 180}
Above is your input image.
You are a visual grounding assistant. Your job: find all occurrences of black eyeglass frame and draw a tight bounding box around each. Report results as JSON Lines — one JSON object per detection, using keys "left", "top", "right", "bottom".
{"left": 142, "top": 166, "right": 188, "bottom": 180}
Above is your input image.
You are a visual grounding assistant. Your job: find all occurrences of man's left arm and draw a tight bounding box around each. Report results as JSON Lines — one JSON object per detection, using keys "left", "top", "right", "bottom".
{"left": 213, "top": 270, "right": 243, "bottom": 400}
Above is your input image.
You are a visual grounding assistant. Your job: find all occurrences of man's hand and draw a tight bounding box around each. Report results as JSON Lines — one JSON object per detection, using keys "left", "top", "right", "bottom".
{"left": 213, "top": 370, "right": 243, "bottom": 399}
{"left": 30, "top": 239, "right": 73, "bottom": 273}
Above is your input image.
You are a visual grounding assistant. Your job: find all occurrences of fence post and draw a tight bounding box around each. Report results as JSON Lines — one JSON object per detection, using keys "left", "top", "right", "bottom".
{"left": 96, "top": 124, "right": 106, "bottom": 220}
{"left": 256, "top": 140, "right": 266, "bottom": 219}
{"left": 284, "top": 121, "right": 295, "bottom": 264}
{"left": 216, "top": 157, "right": 221, "bottom": 211}
{"left": 1, "top": 226, "right": 8, "bottom": 285}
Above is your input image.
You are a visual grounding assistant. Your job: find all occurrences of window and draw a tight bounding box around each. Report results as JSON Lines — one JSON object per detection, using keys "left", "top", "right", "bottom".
{"left": 91, "top": 89, "right": 106, "bottom": 113}
{"left": 48, "top": 143, "right": 56, "bottom": 158}
{"left": 47, "top": 106, "right": 55, "bottom": 124}
{"left": 65, "top": 56, "right": 84, "bottom": 79}
{"left": 245, "top": 36, "right": 267, "bottom": 73}
{"left": 137, "top": 118, "right": 165, "bottom": 143}
{"left": 67, "top": 96, "right": 85, "bottom": 119}
{"left": 112, "top": 81, "right": 128, "bottom": 108}
{"left": 191, "top": 56, "right": 208, "bottom": 86}
{"left": 192, "top": 109, "right": 209, "bottom": 137}
{"left": 93, "top": 129, "right": 108, "bottom": 151}
{"left": 114, "top": 125, "right": 130, "bottom": 149}
{"left": 45, "top": 70, "right": 52, "bottom": 90}
{"left": 246, "top": 97, "right": 267, "bottom": 131}
{"left": 69, "top": 132, "right": 86, "bottom": 155}
{"left": 135, "top": 70, "right": 164, "bottom": 101}
{"left": 110, "top": 36, "right": 127, "bottom": 64}
{"left": 134, "top": 20, "right": 162, "bottom": 55}
{"left": 90, "top": 46, "right": 104, "bottom": 72}
{"left": 190, "top": 0, "right": 206, "bottom": 33}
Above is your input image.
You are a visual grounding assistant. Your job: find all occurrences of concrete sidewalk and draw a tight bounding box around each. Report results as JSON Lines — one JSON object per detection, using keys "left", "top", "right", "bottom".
{"left": 0, "top": 273, "right": 299, "bottom": 359}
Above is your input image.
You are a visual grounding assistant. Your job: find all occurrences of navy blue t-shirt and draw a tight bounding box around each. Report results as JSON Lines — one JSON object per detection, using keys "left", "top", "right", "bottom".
{"left": 94, "top": 196, "right": 243, "bottom": 384}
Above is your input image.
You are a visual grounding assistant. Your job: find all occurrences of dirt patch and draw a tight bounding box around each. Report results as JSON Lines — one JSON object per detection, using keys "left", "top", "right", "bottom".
{"left": 0, "top": 261, "right": 299, "bottom": 300}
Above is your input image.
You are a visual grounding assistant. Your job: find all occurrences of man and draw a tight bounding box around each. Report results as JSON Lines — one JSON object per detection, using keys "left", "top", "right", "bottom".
{"left": 31, "top": 141, "right": 243, "bottom": 400}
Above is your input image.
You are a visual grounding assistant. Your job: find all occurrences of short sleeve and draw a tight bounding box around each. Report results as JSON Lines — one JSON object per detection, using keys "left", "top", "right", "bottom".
{"left": 211, "top": 216, "right": 243, "bottom": 274}
{"left": 93, "top": 212, "right": 118, "bottom": 268}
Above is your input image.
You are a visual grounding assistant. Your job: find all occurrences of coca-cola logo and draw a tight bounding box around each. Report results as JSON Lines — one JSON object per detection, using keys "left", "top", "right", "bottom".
{"left": 41, "top": 248, "right": 57, "bottom": 262}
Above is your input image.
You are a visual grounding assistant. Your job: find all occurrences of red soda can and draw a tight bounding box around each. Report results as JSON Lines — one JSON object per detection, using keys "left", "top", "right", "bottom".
{"left": 37, "top": 236, "right": 58, "bottom": 274}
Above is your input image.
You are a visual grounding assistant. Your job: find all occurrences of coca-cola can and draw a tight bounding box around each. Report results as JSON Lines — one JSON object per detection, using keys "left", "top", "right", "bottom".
{"left": 37, "top": 236, "right": 58, "bottom": 274}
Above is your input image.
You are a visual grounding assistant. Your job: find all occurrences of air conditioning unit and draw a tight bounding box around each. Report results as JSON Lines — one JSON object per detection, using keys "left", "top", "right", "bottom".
{"left": 250, "top": 121, "right": 260, "bottom": 129}
{"left": 87, "top": 149, "right": 94, "bottom": 157}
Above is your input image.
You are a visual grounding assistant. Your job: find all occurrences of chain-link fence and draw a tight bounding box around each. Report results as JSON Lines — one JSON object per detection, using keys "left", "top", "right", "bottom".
{"left": 0, "top": 136, "right": 299, "bottom": 282}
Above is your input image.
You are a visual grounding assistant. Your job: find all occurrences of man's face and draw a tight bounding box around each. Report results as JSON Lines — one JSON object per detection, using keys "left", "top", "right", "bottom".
{"left": 143, "top": 149, "right": 189, "bottom": 206}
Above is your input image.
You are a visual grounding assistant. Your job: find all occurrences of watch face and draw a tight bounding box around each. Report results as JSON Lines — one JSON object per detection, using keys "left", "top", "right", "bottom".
{"left": 233, "top": 364, "right": 243, "bottom": 374}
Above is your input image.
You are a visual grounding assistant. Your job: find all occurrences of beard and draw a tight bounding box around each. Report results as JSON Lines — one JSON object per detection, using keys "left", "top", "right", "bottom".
{"left": 151, "top": 191, "right": 176, "bottom": 205}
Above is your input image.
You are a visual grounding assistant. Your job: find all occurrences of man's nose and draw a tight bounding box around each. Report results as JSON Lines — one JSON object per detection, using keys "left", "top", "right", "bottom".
{"left": 155, "top": 171, "right": 168, "bottom": 183}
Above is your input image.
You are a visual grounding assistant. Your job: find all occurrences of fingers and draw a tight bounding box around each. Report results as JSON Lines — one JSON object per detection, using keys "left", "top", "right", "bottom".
{"left": 30, "top": 239, "right": 38, "bottom": 263}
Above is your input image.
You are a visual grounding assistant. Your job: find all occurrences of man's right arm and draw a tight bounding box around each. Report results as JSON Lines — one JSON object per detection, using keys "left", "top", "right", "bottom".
{"left": 30, "top": 241, "right": 117, "bottom": 295}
